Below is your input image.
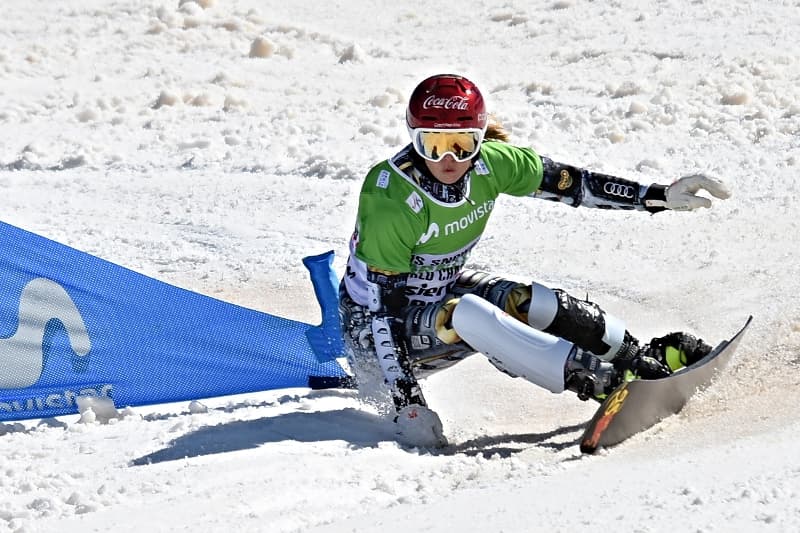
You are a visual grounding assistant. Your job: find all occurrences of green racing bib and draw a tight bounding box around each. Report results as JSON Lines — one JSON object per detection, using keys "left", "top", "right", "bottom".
{"left": 350, "top": 141, "right": 543, "bottom": 305}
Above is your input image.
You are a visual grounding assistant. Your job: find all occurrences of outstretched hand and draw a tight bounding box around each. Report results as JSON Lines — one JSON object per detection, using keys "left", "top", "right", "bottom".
{"left": 665, "top": 174, "right": 731, "bottom": 210}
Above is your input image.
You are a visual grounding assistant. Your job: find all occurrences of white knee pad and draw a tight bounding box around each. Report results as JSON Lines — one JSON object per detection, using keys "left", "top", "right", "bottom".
{"left": 598, "top": 313, "right": 626, "bottom": 360}
{"left": 451, "top": 294, "right": 571, "bottom": 393}
{"left": 527, "top": 282, "right": 559, "bottom": 330}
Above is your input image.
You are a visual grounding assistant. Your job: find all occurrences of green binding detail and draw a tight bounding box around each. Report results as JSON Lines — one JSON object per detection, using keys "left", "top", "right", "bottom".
{"left": 594, "top": 370, "right": 638, "bottom": 402}
{"left": 665, "top": 346, "right": 686, "bottom": 371}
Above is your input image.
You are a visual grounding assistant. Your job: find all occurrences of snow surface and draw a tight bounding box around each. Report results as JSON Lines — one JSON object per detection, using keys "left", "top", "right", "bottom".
{"left": 1, "top": 0, "right": 799, "bottom": 531}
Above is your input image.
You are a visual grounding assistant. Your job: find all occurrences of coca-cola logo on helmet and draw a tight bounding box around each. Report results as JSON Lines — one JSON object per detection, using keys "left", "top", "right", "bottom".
{"left": 422, "top": 95, "right": 469, "bottom": 111}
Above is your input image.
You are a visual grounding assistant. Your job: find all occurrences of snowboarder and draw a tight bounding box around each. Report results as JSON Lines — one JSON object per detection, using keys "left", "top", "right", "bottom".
{"left": 339, "top": 74, "right": 731, "bottom": 447}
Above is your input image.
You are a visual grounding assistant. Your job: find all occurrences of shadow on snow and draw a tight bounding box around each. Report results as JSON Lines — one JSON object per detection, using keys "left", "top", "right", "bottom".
{"left": 130, "top": 407, "right": 393, "bottom": 466}
{"left": 130, "top": 406, "right": 586, "bottom": 466}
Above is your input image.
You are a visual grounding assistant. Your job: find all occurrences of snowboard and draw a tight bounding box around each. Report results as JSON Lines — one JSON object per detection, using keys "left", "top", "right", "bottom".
{"left": 579, "top": 316, "right": 752, "bottom": 454}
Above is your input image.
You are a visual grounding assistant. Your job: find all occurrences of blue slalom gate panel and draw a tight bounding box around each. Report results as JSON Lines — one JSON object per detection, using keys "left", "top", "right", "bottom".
{"left": 0, "top": 220, "right": 345, "bottom": 421}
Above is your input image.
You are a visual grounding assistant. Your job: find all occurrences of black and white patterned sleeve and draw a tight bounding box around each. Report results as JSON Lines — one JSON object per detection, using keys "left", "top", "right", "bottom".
{"left": 532, "top": 156, "right": 668, "bottom": 213}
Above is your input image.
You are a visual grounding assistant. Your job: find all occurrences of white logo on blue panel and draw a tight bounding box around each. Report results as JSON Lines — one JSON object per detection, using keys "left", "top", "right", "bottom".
{"left": 0, "top": 278, "right": 91, "bottom": 389}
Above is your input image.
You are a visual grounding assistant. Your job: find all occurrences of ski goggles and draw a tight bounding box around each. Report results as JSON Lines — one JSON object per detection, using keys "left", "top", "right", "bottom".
{"left": 409, "top": 128, "right": 485, "bottom": 163}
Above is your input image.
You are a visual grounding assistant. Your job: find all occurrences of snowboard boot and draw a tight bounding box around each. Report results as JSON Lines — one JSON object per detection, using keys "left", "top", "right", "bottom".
{"left": 608, "top": 331, "right": 672, "bottom": 380}
{"left": 641, "top": 332, "right": 713, "bottom": 371}
{"left": 564, "top": 348, "right": 621, "bottom": 402}
{"left": 394, "top": 404, "right": 448, "bottom": 448}
{"left": 612, "top": 331, "right": 713, "bottom": 379}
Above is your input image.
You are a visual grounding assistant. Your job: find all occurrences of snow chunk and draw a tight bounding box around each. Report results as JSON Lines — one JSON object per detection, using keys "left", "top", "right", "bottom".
{"left": 183, "top": 16, "right": 205, "bottom": 30}
{"left": 0, "top": 422, "right": 26, "bottom": 435}
{"left": 154, "top": 90, "right": 181, "bottom": 109}
{"left": 338, "top": 43, "right": 366, "bottom": 64}
{"left": 178, "top": 138, "right": 211, "bottom": 150}
{"left": 65, "top": 491, "right": 97, "bottom": 515}
{"left": 155, "top": 6, "right": 181, "bottom": 27}
{"left": 721, "top": 89, "right": 752, "bottom": 105}
{"left": 211, "top": 71, "right": 245, "bottom": 88}
{"left": 627, "top": 100, "right": 648, "bottom": 115}
{"left": 607, "top": 131, "right": 625, "bottom": 143}
{"left": 218, "top": 19, "right": 244, "bottom": 32}
{"left": 369, "top": 91, "right": 401, "bottom": 108}
{"left": 249, "top": 37, "right": 275, "bottom": 58}
{"left": 179, "top": 1, "right": 205, "bottom": 16}
{"left": 223, "top": 94, "right": 248, "bottom": 111}
{"left": 525, "top": 81, "right": 554, "bottom": 96}
{"left": 76, "top": 396, "right": 121, "bottom": 424}
{"left": 609, "top": 81, "right": 649, "bottom": 98}
{"left": 56, "top": 154, "right": 88, "bottom": 170}
{"left": 180, "top": 0, "right": 215, "bottom": 8}
{"left": 636, "top": 159, "right": 664, "bottom": 171}
{"left": 490, "top": 12, "right": 529, "bottom": 25}
{"left": 187, "top": 92, "right": 215, "bottom": 107}
{"left": 188, "top": 400, "right": 208, "bottom": 414}
{"left": 76, "top": 108, "right": 100, "bottom": 122}
{"left": 629, "top": 119, "right": 652, "bottom": 132}
{"left": 180, "top": 1, "right": 203, "bottom": 18}
{"left": 146, "top": 21, "right": 168, "bottom": 34}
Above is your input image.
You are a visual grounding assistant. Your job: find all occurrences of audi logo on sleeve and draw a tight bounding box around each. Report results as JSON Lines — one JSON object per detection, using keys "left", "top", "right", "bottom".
{"left": 602, "top": 181, "right": 635, "bottom": 199}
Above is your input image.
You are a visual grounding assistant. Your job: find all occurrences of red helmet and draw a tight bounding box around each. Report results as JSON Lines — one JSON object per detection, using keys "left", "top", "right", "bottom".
{"left": 406, "top": 74, "right": 488, "bottom": 131}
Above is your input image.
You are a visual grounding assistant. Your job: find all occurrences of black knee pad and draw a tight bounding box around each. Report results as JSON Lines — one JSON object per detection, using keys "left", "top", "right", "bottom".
{"left": 546, "top": 289, "right": 611, "bottom": 356}
{"left": 452, "top": 270, "right": 526, "bottom": 311}
{"left": 400, "top": 303, "right": 474, "bottom": 374}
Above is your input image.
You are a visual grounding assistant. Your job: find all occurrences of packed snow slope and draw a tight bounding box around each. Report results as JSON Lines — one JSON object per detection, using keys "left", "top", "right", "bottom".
{"left": 1, "top": 0, "right": 799, "bottom": 531}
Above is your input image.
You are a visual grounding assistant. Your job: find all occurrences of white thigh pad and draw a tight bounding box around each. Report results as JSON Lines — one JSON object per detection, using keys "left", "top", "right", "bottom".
{"left": 452, "top": 294, "right": 571, "bottom": 393}
{"left": 528, "top": 281, "right": 559, "bottom": 330}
